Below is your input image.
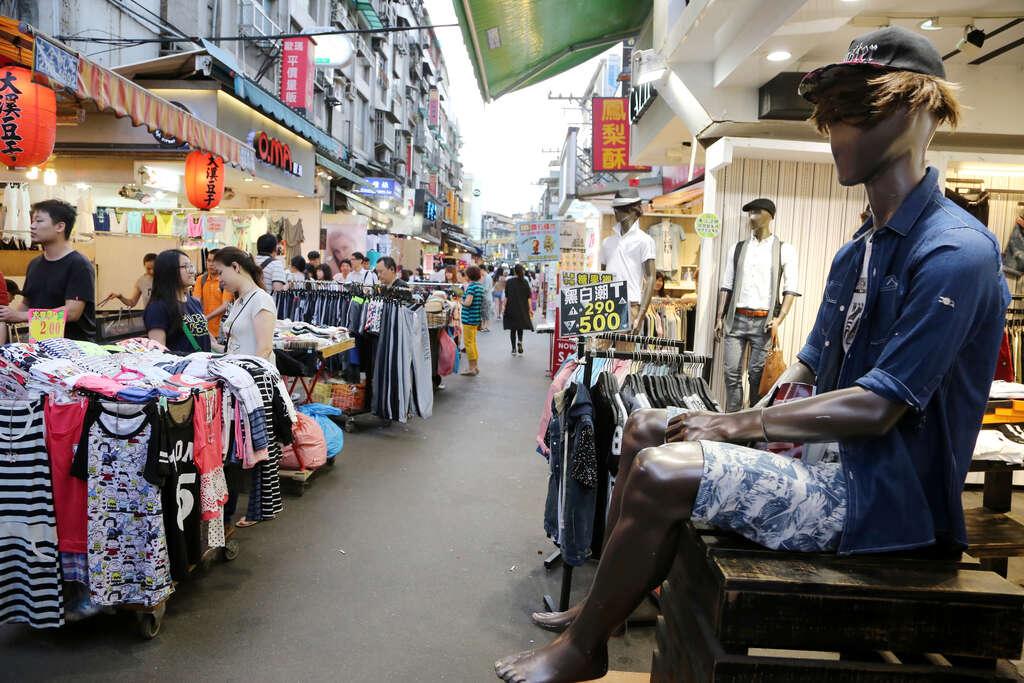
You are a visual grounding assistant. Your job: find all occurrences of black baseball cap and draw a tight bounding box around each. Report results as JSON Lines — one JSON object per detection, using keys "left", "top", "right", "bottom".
{"left": 799, "top": 26, "right": 946, "bottom": 102}
{"left": 742, "top": 198, "right": 776, "bottom": 217}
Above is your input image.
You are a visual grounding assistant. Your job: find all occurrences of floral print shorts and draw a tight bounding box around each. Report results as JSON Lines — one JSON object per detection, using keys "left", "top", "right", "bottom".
{"left": 666, "top": 408, "right": 846, "bottom": 551}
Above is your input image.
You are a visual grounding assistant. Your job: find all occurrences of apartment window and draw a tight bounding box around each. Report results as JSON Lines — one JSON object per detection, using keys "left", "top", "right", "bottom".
{"left": 307, "top": 0, "right": 318, "bottom": 21}
{"left": 353, "top": 95, "right": 367, "bottom": 153}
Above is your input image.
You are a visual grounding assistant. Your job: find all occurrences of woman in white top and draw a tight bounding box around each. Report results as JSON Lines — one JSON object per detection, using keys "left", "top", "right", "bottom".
{"left": 212, "top": 247, "right": 277, "bottom": 360}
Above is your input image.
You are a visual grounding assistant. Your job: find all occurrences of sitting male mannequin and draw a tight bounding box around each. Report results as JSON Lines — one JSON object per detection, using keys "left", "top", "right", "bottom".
{"left": 496, "top": 26, "right": 1010, "bottom": 683}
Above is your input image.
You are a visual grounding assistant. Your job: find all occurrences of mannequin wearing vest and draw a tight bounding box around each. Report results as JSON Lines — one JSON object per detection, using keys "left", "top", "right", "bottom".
{"left": 715, "top": 204, "right": 801, "bottom": 412}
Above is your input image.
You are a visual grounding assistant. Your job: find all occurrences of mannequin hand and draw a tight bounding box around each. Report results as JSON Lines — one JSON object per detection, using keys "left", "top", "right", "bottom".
{"left": 767, "top": 317, "right": 781, "bottom": 333}
{"left": 714, "top": 318, "right": 723, "bottom": 341}
{"left": 667, "top": 411, "right": 733, "bottom": 443}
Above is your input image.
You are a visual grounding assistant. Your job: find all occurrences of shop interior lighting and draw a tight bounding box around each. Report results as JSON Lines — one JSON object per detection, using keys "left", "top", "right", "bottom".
{"left": 920, "top": 18, "right": 942, "bottom": 31}
{"left": 25, "top": 166, "right": 39, "bottom": 180}
{"left": 957, "top": 25, "right": 986, "bottom": 55}
{"left": 154, "top": 190, "right": 166, "bottom": 199}
{"left": 242, "top": 177, "right": 254, "bottom": 182}
{"left": 295, "top": 195, "right": 304, "bottom": 198}
{"left": 379, "top": 200, "right": 391, "bottom": 210}
{"left": 143, "top": 165, "right": 182, "bottom": 193}
{"left": 43, "top": 169, "right": 58, "bottom": 186}
{"left": 766, "top": 50, "right": 792, "bottom": 62}
{"left": 261, "top": 184, "right": 271, "bottom": 189}
{"left": 75, "top": 182, "right": 90, "bottom": 191}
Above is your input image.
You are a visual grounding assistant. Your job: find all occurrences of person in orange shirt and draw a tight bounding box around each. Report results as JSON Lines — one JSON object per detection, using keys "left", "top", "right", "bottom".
{"left": 193, "top": 249, "right": 233, "bottom": 339}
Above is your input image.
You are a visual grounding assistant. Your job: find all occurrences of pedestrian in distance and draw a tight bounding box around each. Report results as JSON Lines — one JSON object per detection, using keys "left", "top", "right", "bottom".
{"left": 504, "top": 264, "right": 534, "bottom": 356}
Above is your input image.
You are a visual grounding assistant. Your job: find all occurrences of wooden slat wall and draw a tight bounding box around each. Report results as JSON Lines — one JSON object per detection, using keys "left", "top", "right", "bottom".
{"left": 707, "top": 158, "right": 866, "bottom": 403}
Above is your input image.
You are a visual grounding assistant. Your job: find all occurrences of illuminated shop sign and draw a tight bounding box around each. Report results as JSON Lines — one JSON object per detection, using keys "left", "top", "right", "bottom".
{"left": 251, "top": 131, "right": 303, "bottom": 176}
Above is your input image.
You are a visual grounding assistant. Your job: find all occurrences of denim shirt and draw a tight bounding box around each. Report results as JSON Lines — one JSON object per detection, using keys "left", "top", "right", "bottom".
{"left": 797, "top": 167, "right": 1010, "bottom": 555}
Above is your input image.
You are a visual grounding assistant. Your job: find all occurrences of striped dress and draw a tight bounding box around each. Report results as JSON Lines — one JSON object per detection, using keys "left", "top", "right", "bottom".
{"left": 0, "top": 398, "right": 64, "bottom": 628}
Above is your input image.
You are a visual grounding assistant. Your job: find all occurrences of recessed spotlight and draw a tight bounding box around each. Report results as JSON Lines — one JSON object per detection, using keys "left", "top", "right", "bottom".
{"left": 243, "top": 177, "right": 254, "bottom": 182}
{"left": 295, "top": 194, "right": 304, "bottom": 198}
{"left": 920, "top": 18, "right": 942, "bottom": 31}
{"left": 261, "top": 184, "right": 271, "bottom": 189}
{"left": 766, "top": 50, "right": 792, "bottom": 62}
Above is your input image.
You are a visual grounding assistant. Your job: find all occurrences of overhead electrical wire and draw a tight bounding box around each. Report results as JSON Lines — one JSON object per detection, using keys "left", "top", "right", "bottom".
{"left": 56, "top": 23, "right": 460, "bottom": 47}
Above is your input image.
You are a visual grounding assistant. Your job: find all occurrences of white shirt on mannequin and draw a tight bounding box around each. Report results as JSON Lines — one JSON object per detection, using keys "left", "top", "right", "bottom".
{"left": 607, "top": 220, "right": 656, "bottom": 303}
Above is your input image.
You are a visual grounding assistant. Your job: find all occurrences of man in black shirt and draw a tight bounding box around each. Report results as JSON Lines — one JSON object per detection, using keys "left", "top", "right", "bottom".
{"left": 0, "top": 199, "right": 97, "bottom": 341}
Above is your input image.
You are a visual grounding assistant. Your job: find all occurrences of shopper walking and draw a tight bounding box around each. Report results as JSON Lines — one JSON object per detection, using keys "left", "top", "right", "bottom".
{"left": 504, "top": 264, "right": 534, "bottom": 356}
{"left": 492, "top": 266, "right": 507, "bottom": 318}
{"left": 460, "top": 265, "right": 485, "bottom": 376}
{"left": 143, "top": 250, "right": 211, "bottom": 354}
{"left": 212, "top": 247, "right": 277, "bottom": 361}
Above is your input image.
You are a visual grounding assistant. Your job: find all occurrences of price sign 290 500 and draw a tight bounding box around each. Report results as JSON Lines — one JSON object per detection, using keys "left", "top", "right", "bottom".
{"left": 560, "top": 280, "right": 629, "bottom": 337}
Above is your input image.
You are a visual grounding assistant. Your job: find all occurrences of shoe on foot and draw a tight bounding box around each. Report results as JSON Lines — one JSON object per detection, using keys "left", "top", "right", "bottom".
{"left": 511, "top": 348, "right": 518, "bottom": 356}
{"left": 436, "top": 382, "right": 446, "bottom": 390}
{"left": 517, "top": 343, "right": 524, "bottom": 354}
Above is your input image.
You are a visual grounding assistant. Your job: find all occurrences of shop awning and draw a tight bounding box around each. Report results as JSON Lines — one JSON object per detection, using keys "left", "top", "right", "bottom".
{"left": 0, "top": 19, "right": 255, "bottom": 171}
{"left": 442, "top": 224, "right": 481, "bottom": 254}
{"left": 355, "top": 1, "right": 385, "bottom": 30}
{"left": 316, "top": 153, "right": 365, "bottom": 186}
{"left": 650, "top": 179, "right": 704, "bottom": 212}
{"left": 233, "top": 76, "right": 344, "bottom": 159}
{"left": 453, "top": 0, "right": 651, "bottom": 102}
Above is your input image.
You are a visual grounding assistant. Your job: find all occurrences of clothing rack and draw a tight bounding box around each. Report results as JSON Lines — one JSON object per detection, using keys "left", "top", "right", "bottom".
{"left": 542, "top": 332, "right": 713, "bottom": 613}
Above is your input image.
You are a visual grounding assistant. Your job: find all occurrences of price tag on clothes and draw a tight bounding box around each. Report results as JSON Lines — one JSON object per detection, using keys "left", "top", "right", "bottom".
{"left": 560, "top": 280, "right": 630, "bottom": 337}
{"left": 695, "top": 212, "right": 722, "bottom": 239}
{"left": 28, "top": 307, "right": 66, "bottom": 342}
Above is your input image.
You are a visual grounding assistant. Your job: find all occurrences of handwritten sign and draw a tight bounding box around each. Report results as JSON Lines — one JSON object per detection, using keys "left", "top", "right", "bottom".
{"left": 695, "top": 213, "right": 721, "bottom": 239}
{"left": 28, "top": 307, "right": 66, "bottom": 342}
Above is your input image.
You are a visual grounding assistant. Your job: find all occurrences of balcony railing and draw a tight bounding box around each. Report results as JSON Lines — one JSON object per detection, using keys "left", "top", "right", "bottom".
{"left": 239, "top": 0, "right": 281, "bottom": 51}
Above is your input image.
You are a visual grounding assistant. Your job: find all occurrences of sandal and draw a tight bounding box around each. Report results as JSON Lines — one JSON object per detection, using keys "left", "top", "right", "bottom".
{"left": 235, "top": 518, "right": 261, "bottom": 528}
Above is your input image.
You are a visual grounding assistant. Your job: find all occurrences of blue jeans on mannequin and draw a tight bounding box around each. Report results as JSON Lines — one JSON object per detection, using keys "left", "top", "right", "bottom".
{"left": 723, "top": 312, "right": 772, "bottom": 412}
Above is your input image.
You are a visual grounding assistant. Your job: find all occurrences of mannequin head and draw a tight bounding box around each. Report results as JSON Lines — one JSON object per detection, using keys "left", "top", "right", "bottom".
{"left": 748, "top": 208, "right": 772, "bottom": 233}
{"left": 809, "top": 68, "right": 960, "bottom": 187}
{"left": 612, "top": 202, "right": 643, "bottom": 229}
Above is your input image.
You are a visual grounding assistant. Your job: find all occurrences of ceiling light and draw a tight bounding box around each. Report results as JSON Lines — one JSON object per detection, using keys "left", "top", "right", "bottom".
{"left": 766, "top": 50, "right": 792, "bottom": 62}
{"left": 154, "top": 190, "right": 166, "bottom": 199}
{"left": 43, "top": 169, "right": 58, "bottom": 186}
{"left": 295, "top": 194, "right": 304, "bottom": 198}
{"left": 75, "top": 182, "right": 90, "bottom": 191}
{"left": 261, "top": 184, "right": 271, "bottom": 189}
{"left": 25, "top": 166, "right": 39, "bottom": 180}
{"left": 243, "top": 177, "right": 254, "bottom": 182}
{"left": 920, "top": 18, "right": 942, "bottom": 31}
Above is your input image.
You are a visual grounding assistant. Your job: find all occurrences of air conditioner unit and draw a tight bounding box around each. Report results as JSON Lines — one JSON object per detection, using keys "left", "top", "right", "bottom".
{"left": 342, "top": 82, "right": 354, "bottom": 97}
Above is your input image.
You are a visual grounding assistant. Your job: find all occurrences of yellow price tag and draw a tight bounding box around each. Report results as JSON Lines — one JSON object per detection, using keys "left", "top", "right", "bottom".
{"left": 28, "top": 307, "right": 66, "bottom": 342}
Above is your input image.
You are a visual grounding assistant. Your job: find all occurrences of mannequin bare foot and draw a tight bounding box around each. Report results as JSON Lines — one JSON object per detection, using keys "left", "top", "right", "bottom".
{"left": 494, "top": 636, "right": 608, "bottom": 683}
{"left": 530, "top": 604, "right": 581, "bottom": 632}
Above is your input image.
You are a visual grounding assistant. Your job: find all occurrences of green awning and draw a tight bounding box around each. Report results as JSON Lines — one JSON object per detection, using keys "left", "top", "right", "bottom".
{"left": 356, "top": 1, "right": 384, "bottom": 30}
{"left": 452, "top": 0, "right": 651, "bottom": 102}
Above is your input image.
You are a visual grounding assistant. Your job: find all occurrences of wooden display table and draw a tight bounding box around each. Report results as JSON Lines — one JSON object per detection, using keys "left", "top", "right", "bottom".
{"left": 651, "top": 523, "right": 1024, "bottom": 682}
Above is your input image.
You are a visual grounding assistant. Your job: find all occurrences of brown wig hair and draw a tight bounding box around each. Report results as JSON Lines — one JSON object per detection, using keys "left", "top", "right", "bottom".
{"left": 809, "top": 69, "right": 962, "bottom": 135}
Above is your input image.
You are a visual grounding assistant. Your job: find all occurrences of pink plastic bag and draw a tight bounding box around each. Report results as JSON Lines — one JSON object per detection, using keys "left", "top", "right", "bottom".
{"left": 281, "top": 413, "right": 328, "bottom": 471}
{"left": 438, "top": 329, "right": 456, "bottom": 377}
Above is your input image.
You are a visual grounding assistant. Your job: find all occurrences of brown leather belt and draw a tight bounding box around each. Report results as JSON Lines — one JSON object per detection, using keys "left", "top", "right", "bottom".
{"left": 735, "top": 308, "right": 769, "bottom": 318}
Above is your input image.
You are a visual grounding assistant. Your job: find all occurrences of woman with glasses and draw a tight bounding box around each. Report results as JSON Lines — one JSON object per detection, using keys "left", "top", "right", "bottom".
{"left": 143, "top": 249, "right": 211, "bottom": 354}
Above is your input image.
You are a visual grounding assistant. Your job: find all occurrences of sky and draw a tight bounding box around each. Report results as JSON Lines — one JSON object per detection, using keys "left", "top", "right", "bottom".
{"left": 423, "top": 0, "right": 611, "bottom": 229}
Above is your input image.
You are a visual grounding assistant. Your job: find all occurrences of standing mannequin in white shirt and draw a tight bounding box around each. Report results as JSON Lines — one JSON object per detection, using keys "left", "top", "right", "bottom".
{"left": 715, "top": 198, "right": 801, "bottom": 411}
{"left": 599, "top": 224, "right": 621, "bottom": 270}
{"left": 606, "top": 189, "right": 656, "bottom": 334}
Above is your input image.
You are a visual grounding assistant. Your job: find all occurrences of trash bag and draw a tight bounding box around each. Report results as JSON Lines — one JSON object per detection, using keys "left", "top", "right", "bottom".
{"left": 281, "top": 413, "right": 327, "bottom": 471}
{"left": 297, "top": 403, "right": 345, "bottom": 459}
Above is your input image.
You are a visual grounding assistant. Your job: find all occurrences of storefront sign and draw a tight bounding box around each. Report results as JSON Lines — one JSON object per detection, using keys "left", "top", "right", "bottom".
{"left": 560, "top": 280, "right": 629, "bottom": 337}
{"left": 695, "top": 212, "right": 722, "bottom": 239}
{"left": 592, "top": 97, "right": 650, "bottom": 172}
{"left": 516, "top": 221, "right": 561, "bottom": 264}
{"left": 629, "top": 82, "right": 657, "bottom": 123}
{"left": 28, "top": 307, "right": 66, "bottom": 342}
{"left": 253, "top": 131, "right": 303, "bottom": 176}
{"left": 356, "top": 177, "right": 401, "bottom": 199}
{"left": 428, "top": 87, "right": 440, "bottom": 128}
{"left": 33, "top": 36, "right": 79, "bottom": 91}
{"left": 280, "top": 37, "right": 315, "bottom": 113}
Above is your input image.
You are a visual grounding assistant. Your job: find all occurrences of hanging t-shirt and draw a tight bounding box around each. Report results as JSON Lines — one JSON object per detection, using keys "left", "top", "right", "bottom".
{"left": 109, "top": 209, "right": 128, "bottom": 234}
{"left": 157, "top": 397, "right": 202, "bottom": 581}
{"left": 173, "top": 213, "right": 189, "bottom": 239}
{"left": 143, "top": 296, "right": 212, "bottom": 355}
{"left": 93, "top": 209, "right": 111, "bottom": 232}
{"left": 44, "top": 397, "right": 89, "bottom": 554}
{"left": 141, "top": 213, "right": 158, "bottom": 235}
{"left": 156, "top": 212, "right": 174, "bottom": 236}
{"left": 249, "top": 215, "right": 269, "bottom": 245}
{"left": 843, "top": 231, "right": 875, "bottom": 353}
{"left": 126, "top": 211, "right": 142, "bottom": 234}
{"left": 647, "top": 221, "right": 685, "bottom": 274}
{"left": 283, "top": 219, "right": 304, "bottom": 259}
{"left": 187, "top": 214, "right": 205, "bottom": 239}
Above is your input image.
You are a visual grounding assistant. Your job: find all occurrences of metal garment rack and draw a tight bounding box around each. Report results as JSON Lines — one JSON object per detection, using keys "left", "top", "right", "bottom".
{"left": 542, "top": 333, "right": 713, "bottom": 612}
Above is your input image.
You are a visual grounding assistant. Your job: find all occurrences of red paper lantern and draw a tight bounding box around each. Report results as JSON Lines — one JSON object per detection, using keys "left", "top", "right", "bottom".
{"left": 0, "top": 67, "right": 57, "bottom": 168}
{"left": 185, "top": 150, "right": 225, "bottom": 210}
